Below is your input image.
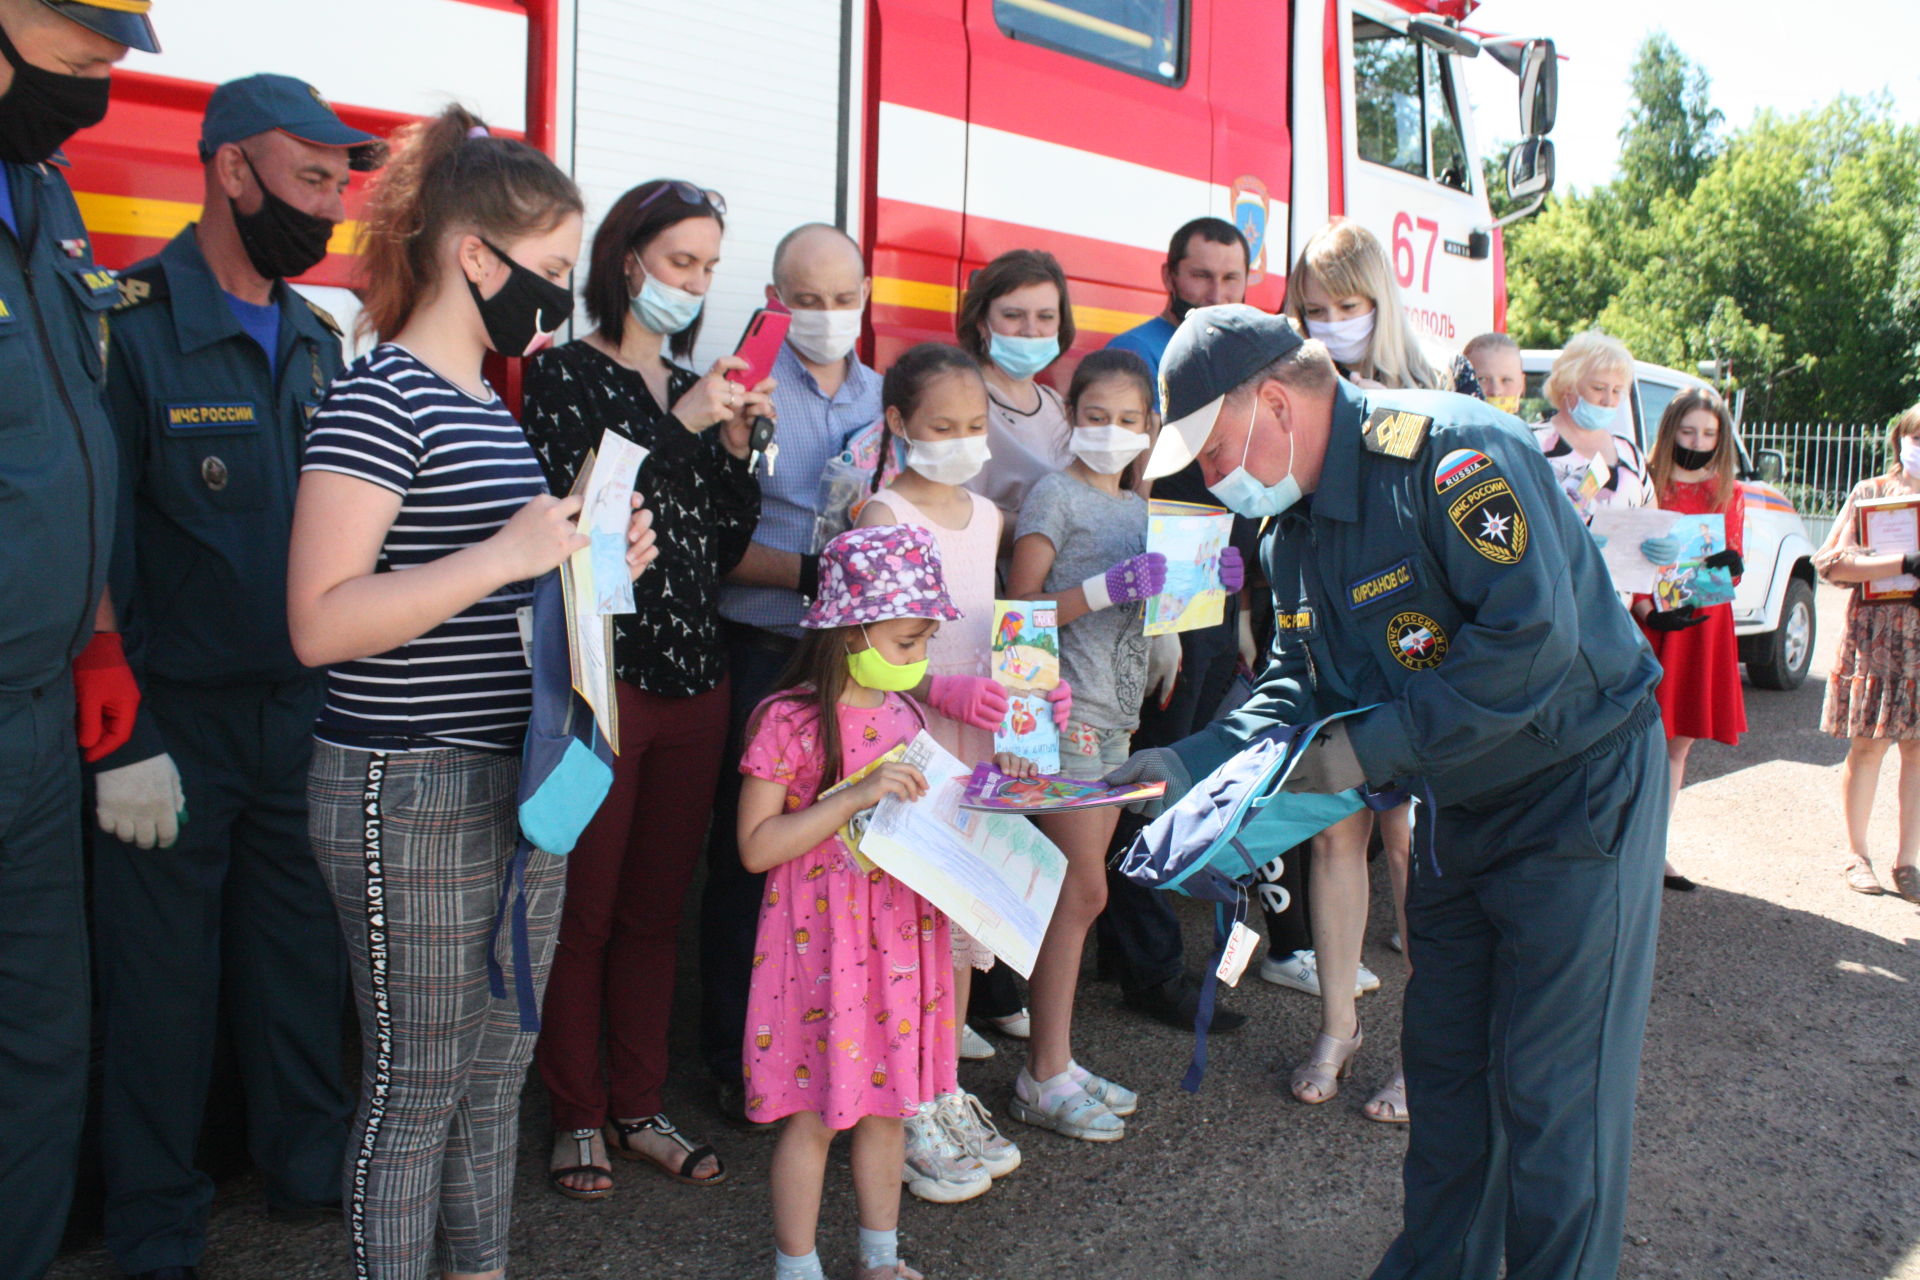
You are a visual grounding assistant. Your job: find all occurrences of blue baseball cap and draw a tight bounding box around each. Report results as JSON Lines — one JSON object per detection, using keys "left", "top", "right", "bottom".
{"left": 38, "top": 0, "right": 157, "bottom": 54}
{"left": 200, "top": 74, "right": 383, "bottom": 171}
{"left": 1145, "top": 303, "right": 1305, "bottom": 480}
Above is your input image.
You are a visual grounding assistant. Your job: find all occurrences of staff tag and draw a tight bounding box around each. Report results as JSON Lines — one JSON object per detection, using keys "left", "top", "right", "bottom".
{"left": 1215, "top": 921, "right": 1262, "bottom": 987}
{"left": 516, "top": 606, "right": 534, "bottom": 666}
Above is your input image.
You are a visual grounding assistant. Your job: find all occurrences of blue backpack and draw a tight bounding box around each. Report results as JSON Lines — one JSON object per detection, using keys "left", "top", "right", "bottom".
{"left": 1117, "top": 708, "right": 1411, "bottom": 1089}
{"left": 488, "top": 570, "right": 617, "bottom": 1031}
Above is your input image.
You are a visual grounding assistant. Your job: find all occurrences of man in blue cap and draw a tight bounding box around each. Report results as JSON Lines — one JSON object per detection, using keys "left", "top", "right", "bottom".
{"left": 0, "top": 1, "right": 153, "bottom": 1276}
{"left": 1108, "top": 305, "right": 1669, "bottom": 1280}
{"left": 90, "top": 72, "right": 376, "bottom": 1280}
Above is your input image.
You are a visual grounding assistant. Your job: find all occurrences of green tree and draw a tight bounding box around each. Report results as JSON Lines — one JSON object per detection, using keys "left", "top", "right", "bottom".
{"left": 1616, "top": 32, "right": 1723, "bottom": 209}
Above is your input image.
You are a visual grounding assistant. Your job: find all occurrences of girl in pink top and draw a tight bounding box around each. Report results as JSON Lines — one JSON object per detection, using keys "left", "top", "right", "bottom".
{"left": 738, "top": 525, "right": 1024, "bottom": 1280}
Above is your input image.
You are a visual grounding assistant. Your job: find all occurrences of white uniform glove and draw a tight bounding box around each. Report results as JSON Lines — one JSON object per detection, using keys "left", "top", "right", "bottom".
{"left": 95, "top": 752, "right": 186, "bottom": 850}
{"left": 1237, "top": 609, "right": 1259, "bottom": 670}
{"left": 1146, "top": 632, "right": 1181, "bottom": 708}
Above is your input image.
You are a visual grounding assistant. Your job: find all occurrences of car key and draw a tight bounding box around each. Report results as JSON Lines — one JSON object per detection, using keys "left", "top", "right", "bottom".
{"left": 747, "top": 414, "right": 777, "bottom": 474}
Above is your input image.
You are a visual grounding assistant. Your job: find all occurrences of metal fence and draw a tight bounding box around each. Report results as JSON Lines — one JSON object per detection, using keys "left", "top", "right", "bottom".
{"left": 1739, "top": 420, "right": 1887, "bottom": 547}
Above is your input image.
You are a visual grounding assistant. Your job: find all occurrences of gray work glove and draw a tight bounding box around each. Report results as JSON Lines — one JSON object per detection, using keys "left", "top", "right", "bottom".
{"left": 95, "top": 752, "right": 186, "bottom": 850}
{"left": 1281, "top": 721, "right": 1367, "bottom": 794}
{"left": 1105, "top": 747, "right": 1194, "bottom": 818}
{"left": 1640, "top": 535, "right": 1680, "bottom": 566}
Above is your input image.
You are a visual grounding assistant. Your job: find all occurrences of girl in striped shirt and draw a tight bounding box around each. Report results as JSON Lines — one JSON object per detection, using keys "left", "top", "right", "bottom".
{"left": 286, "top": 105, "right": 656, "bottom": 1280}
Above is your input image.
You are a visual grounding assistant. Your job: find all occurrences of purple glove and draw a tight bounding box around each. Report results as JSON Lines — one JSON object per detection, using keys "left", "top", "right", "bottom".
{"left": 1085, "top": 552, "right": 1167, "bottom": 610}
{"left": 1045, "top": 681, "right": 1073, "bottom": 729}
{"left": 927, "top": 674, "right": 1010, "bottom": 731}
{"left": 1219, "top": 545, "right": 1245, "bottom": 594}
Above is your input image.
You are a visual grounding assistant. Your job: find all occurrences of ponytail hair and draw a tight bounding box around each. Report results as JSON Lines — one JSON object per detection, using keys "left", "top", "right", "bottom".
{"left": 354, "top": 104, "right": 584, "bottom": 341}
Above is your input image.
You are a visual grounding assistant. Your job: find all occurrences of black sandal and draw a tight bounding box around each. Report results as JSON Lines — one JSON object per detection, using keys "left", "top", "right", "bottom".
{"left": 603, "top": 1113, "right": 728, "bottom": 1185}
{"left": 548, "top": 1128, "right": 614, "bottom": 1201}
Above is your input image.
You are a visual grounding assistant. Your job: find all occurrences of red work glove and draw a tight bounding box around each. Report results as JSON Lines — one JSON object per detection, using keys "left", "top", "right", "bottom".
{"left": 1219, "top": 545, "right": 1246, "bottom": 594}
{"left": 926, "top": 674, "right": 1010, "bottom": 731}
{"left": 73, "top": 631, "right": 140, "bottom": 763}
{"left": 1045, "top": 680, "right": 1073, "bottom": 730}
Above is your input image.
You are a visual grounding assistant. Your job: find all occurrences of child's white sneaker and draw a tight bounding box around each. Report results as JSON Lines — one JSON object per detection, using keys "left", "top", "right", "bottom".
{"left": 902, "top": 1101, "right": 992, "bottom": 1202}
{"left": 932, "top": 1091, "right": 1021, "bottom": 1178}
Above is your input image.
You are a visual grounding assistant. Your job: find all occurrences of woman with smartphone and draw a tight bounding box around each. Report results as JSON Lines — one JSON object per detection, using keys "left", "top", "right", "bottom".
{"left": 521, "top": 178, "right": 774, "bottom": 1201}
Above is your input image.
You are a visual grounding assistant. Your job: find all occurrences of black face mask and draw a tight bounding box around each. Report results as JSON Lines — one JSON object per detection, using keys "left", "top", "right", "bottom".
{"left": 467, "top": 238, "right": 572, "bottom": 358}
{"left": 232, "top": 153, "right": 335, "bottom": 281}
{"left": 1672, "top": 444, "right": 1716, "bottom": 472}
{"left": 0, "top": 21, "right": 111, "bottom": 166}
{"left": 1170, "top": 293, "right": 1195, "bottom": 323}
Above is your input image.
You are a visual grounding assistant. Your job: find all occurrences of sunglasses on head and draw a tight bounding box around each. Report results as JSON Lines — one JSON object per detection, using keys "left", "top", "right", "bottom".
{"left": 635, "top": 180, "right": 727, "bottom": 217}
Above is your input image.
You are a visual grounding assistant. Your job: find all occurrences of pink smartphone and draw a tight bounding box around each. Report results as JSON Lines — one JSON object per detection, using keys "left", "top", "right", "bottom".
{"left": 725, "top": 307, "right": 791, "bottom": 389}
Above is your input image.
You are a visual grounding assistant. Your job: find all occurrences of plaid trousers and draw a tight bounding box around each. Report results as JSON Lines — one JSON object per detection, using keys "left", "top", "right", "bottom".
{"left": 310, "top": 742, "right": 566, "bottom": 1279}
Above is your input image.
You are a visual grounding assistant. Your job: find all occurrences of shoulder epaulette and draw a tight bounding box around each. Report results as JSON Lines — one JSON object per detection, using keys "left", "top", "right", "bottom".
{"left": 113, "top": 262, "right": 168, "bottom": 312}
{"left": 1360, "top": 407, "right": 1432, "bottom": 460}
{"left": 303, "top": 296, "right": 342, "bottom": 337}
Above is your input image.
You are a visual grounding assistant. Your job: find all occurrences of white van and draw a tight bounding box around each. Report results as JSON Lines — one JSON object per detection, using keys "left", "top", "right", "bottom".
{"left": 1520, "top": 352, "right": 1818, "bottom": 690}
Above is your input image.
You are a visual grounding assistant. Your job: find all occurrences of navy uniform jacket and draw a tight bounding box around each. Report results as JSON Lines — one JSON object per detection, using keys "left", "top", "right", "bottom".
{"left": 99, "top": 227, "right": 343, "bottom": 768}
{"left": 0, "top": 156, "right": 122, "bottom": 693}
{"left": 1173, "top": 381, "right": 1660, "bottom": 807}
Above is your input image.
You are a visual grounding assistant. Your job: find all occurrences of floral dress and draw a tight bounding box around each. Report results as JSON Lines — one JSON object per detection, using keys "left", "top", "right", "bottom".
{"left": 1819, "top": 475, "right": 1920, "bottom": 740}
{"left": 740, "top": 691, "right": 958, "bottom": 1128}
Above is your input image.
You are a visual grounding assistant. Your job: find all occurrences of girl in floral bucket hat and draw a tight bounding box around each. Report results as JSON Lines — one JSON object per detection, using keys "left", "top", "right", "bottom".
{"left": 734, "top": 524, "right": 1031, "bottom": 1280}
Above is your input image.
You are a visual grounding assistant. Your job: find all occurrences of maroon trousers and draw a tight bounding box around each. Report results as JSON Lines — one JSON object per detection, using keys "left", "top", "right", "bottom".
{"left": 536, "top": 678, "right": 729, "bottom": 1129}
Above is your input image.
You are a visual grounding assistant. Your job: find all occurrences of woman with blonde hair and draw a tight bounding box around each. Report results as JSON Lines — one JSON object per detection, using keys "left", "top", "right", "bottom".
{"left": 1534, "top": 330, "right": 1650, "bottom": 515}
{"left": 1285, "top": 218, "right": 1478, "bottom": 394}
{"left": 1814, "top": 404, "right": 1920, "bottom": 902}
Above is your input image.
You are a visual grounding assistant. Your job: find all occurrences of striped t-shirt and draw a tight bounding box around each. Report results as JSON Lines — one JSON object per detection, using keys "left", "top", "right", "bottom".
{"left": 302, "top": 344, "right": 546, "bottom": 752}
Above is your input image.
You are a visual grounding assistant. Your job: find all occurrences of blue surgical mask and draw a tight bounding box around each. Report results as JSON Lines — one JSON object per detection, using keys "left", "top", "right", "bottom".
{"left": 629, "top": 263, "right": 704, "bottom": 335}
{"left": 988, "top": 331, "right": 1059, "bottom": 380}
{"left": 1569, "top": 394, "right": 1617, "bottom": 434}
{"left": 1207, "top": 401, "right": 1302, "bottom": 518}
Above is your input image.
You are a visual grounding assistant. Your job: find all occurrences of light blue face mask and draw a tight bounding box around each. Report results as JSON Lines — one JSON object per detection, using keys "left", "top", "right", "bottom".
{"left": 1208, "top": 400, "right": 1303, "bottom": 518}
{"left": 988, "top": 330, "right": 1059, "bottom": 380}
{"left": 630, "top": 266, "right": 704, "bottom": 335}
{"left": 1569, "top": 394, "right": 1617, "bottom": 433}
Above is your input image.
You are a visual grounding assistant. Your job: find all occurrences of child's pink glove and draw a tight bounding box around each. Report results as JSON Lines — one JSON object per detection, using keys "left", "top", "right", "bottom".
{"left": 1045, "top": 681, "right": 1073, "bottom": 729}
{"left": 927, "top": 674, "right": 1010, "bottom": 731}
{"left": 1219, "top": 545, "right": 1245, "bottom": 594}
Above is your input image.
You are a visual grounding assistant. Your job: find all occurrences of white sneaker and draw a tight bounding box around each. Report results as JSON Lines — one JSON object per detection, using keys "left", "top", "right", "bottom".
{"left": 985, "top": 1008, "right": 1031, "bottom": 1039}
{"left": 1257, "top": 949, "right": 1377, "bottom": 998}
{"left": 933, "top": 1092, "right": 1021, "bottom": 1178}
{"left": 903, "top": 1103, "right": 992, "bottom": 1203}
{"left": 958, "top": 1024, "right": 996, "bottom": 1061}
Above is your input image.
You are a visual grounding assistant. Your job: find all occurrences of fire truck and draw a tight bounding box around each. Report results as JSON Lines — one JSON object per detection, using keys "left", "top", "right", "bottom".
{"left": 65, "top": 0, "right": 1557, "bottom": 371}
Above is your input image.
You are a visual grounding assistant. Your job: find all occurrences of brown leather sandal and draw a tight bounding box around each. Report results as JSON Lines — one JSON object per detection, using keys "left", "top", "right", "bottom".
{"left": 604, "top": 1114, "right": 728, "bottom": 1185}
{"left": 1893, "top": 864, "right": 1920, "bottom": 904}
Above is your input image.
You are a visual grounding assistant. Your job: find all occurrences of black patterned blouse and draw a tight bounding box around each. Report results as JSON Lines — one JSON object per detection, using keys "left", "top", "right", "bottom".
{"left": 522, "top": 340, "right": 759, "bottom": 697}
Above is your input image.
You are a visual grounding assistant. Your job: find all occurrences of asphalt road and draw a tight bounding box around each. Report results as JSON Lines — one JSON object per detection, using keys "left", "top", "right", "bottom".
{"left": 50, "top": 585, "right": 1920, "bottom": 1280}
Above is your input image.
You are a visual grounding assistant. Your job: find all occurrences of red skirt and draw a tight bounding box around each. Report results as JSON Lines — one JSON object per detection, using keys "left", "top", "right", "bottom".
{"left": 1638, "top": 602, "right": 1747, "bottom": 745}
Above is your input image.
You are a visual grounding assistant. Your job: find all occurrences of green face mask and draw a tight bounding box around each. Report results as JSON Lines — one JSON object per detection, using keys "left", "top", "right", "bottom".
{"left": 846, "top": 628, "right": 928, "bottom": 692}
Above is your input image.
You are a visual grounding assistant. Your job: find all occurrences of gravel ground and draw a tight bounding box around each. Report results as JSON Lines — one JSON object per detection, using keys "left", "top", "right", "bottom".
{"left": 51, "top": 585, "right": 1920, "bottom": 1280}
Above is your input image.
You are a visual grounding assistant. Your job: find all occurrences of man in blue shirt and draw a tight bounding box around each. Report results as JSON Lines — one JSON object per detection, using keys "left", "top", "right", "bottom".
{"left": 93, "top": 75, "right": 376, "bottom": 1280}
{"left": 703, "top": 223, "right": 882, "bottom": 1117}
{"left": 1100, "top": 217, "right": 1257, "bottom": 1032}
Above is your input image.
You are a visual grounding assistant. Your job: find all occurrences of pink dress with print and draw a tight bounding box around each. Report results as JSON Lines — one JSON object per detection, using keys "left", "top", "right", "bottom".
{"left": 740, "top": 691, "right": 959, "bottom": 1129}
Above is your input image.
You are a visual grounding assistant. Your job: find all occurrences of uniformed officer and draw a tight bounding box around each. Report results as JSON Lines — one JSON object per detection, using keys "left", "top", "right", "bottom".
{"left": 1109, "top": 305, "right": 1668, "bottom": 1280}
{"left": 89, "top": 74, "right": 377, "bottom": 1280}
{"left": 0, "top": 1, "right": 154, "bottom": 1275}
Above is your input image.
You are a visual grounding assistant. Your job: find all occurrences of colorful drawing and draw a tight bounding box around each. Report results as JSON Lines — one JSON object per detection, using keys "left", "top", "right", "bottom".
{"left": 992, "top": 601, "right": 1059, "bottom": 770}
{"left": 1144, "top": 500, "right": 1234, "bottom": 636}
{"left": 959, "top": 763, "right": 1167, "bottom": 814}
{"left": 1652, "top": 513, "right": 1735, "bottom": 610}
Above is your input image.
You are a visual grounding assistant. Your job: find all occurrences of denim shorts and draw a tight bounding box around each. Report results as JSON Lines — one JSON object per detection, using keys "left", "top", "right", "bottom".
{"left": 1056, "top": 719, "right": 1134, "bottom": 782}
